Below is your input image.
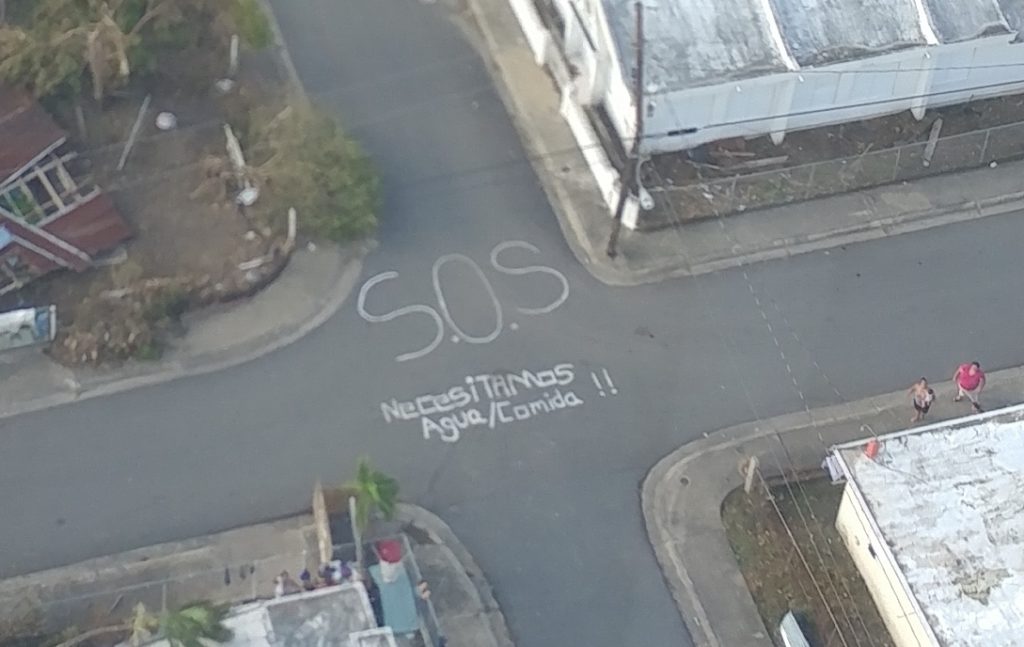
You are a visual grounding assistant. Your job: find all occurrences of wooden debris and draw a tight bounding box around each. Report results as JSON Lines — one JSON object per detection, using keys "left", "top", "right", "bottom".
{"left": 922, "top": 118, "right": 944, "bottom": 167}
{"left": 727, "top": 155, "right": 789, "bottom": 171}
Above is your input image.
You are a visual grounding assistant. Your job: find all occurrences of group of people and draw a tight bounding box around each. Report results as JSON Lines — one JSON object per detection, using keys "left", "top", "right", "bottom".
{"left": 274, "top": 561, "right": 360, "bottom": 597}
{"left": 907, "top": 361, "right": 986, "bottom": 423}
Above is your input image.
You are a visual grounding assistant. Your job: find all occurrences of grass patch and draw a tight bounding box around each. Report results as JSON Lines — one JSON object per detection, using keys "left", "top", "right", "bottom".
{"left": 721, "top": 478, "right": 894, "bottom": 647}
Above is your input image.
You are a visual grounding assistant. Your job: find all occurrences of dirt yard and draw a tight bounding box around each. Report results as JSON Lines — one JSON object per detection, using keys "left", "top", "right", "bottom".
{"left": 721, "top": 478, "right": 894, "bottom": 647}
{"left": 632, "top": 91, "right": 1024, "bottom": 225}
{"left": 2, "top": 47, "right": 294, "bottom": 364}
{"left": 653, "top": 92, "right": 1024, "bottom": 183}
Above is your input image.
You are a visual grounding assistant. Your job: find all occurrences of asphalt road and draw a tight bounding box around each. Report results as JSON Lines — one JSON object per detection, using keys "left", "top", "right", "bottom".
{"left": 3, "top": 1, "right": 1024, "bottom": 646}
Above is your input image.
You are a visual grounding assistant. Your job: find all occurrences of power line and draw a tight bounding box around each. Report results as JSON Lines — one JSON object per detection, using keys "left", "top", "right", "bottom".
{"left": 644, "top": 87, "right": 921, "bottom": 640}
{"left": 632, "top": 157, "right": 867, "bottom": 646}
{"left": 639, "top": 91, "right": 894, "bottom": 643}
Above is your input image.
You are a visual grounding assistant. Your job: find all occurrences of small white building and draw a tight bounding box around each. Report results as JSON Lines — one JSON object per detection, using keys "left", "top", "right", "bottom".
{"left": 830, "top": 405, "right": 1024, "bottom": 647}
{"left": 136, "top": 583, "right": 398, "bottom": 647}
{"left": 508, "top": 0, "right": 1024, "bottom": 224}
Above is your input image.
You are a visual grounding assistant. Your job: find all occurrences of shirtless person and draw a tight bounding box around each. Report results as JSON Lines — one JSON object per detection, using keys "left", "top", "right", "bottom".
{"left": 908, "top": 378, "right": 935, "bottom": 423}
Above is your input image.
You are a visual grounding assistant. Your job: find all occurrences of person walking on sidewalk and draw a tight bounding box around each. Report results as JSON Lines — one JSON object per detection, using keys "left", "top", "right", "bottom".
{"left": 953, "top": 361, "right": 986, "bottom": 412}
{"left": 908, "top": 378, "right": 935, "bottom": 423}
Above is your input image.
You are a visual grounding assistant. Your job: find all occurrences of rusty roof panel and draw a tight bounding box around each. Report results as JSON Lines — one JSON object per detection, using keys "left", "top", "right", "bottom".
{"left": 0, "top": 88, "right": 67, "bottom": 185}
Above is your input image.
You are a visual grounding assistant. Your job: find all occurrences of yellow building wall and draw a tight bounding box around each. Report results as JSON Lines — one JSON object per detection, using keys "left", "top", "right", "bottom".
{"left": 834, "top": 486, "right": 936, "bottom": 647}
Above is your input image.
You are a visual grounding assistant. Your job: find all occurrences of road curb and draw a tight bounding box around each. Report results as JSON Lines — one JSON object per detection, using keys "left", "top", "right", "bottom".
{"left": 459, "top": 0, "right": 623, "bottom": 283}
{"left": 607, "top": 190, "right": 1024, "bottom": 286}
{"left": 395, "top": 503, "right": 516, "bottom": 647}
{"left": 641, "top": 365, "right": 1024, "bottom": 647}
{"left": 0, "top": 244, "right": 369, "bottom": 422}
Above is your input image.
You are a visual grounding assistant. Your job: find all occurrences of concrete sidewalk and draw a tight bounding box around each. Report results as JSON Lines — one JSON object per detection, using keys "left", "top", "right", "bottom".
{"left": 0, "top": 242, "right": 367, "bottom": 421}
{"left": 0, "top": 504, "right": 513, "bottom": 647}
{"left": 465, "top": 0, "right": 1024, "bottom": 286}
{"left": 641, "top": 366, "right": 1024, "bottom": 647}
{"left": 396, "top": 504, "right": 515, "bottom": 647}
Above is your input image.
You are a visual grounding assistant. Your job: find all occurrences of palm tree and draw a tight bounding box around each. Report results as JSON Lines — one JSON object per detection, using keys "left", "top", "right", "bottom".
{"left": 159, "top": 601, "right": 233, "bottom": 647}
{"left": 346, "top": 457, "right": 399, "bottom": 534}
{"left": 53, "top": 601, "right": 232, "bottom": 647}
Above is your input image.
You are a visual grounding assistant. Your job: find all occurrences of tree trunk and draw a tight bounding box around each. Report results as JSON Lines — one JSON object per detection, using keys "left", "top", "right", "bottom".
{"left": 53, "top": 623, "right": 131, "bottom": 647}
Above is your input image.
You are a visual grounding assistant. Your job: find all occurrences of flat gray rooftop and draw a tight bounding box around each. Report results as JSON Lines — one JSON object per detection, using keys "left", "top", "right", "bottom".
{"left": 837, "top": 408, "right": 1024, "bottom": 645}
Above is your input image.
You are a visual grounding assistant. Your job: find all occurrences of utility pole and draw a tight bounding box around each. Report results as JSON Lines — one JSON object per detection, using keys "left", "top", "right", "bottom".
{"left": 606, "top": 1, "right": 644, "bottom": 259}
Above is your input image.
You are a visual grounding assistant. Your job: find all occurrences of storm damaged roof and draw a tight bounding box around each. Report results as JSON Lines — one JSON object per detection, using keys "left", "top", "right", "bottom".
{"left": 922, "top": 0, "right": 1011, "bottom": 42}
{"left": 770, "top": 0, "right": 927, "bottom": 66}
{"left": 600, "top": 0, "right": 1024, "bottom": 93}
{"left": 996, "top": 0, "right": 1024, "bottom": 33}
{"left": 603, "top": 0, "right": 791, "bottom": 92}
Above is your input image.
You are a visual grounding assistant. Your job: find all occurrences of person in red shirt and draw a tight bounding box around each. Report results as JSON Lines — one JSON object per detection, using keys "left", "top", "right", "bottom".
{"left": 953, "top": 361, "right": 986, "bottom": 413}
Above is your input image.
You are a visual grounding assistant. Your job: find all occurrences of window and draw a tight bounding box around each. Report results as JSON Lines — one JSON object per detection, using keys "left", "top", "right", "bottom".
{"left": 0, "top": 186, "right": 40, "bottom": 223}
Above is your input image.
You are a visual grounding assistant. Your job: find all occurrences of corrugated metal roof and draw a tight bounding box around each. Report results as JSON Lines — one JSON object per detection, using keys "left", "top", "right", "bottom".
{"left": 42, "top": 191, "right": 132, "bottom": 258}
{"left": 996, "top": 0, "right": 1024, "bottom": 32}
{"left": 602, "top": 0, "right": 790, "bottom": 93}
{"left": 769, "top": 0, "right": 927, "bottom": 66}
{"left": 0, "top": 87, "right": 66, "bottom": 185}
{"left": 599, "top": 0, "right": 1024, "bottom": 94}
{"left": 923, "top": 0, "right": 1011, "bottom": 42}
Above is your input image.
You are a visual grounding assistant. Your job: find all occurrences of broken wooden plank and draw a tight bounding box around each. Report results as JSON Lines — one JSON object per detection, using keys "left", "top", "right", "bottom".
{"left": 922, "top": 118, "right": 944, "bottom": 167}
{"left": 728, "top": 155, "right": 789, "bottom": 171}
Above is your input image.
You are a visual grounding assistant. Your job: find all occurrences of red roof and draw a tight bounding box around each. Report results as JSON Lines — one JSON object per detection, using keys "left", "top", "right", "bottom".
{"left": 0, "top": 87, "right": 67, "bottom": 185}
{"left": 0, "top": 214, "right": 89, "bottom": 271}
{"left": 0, "top": 87, "right": 132, "bottom": 275}
{"left": 43, "top": 192, "right": 132, "bottom": 258}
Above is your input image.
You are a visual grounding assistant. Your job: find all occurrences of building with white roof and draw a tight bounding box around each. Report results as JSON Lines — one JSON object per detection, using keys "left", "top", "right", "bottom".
{"left": 136, "top": 583, "right": 400, "bottom": 647}
{"left": 506, "top": 0, "right": 1024, "bottom": 225}
{"left": 830, "top": 404, "right": 1024, "bottom": 647}
{"left": 547, "top": 0, "right": 1024, "bottom": 153}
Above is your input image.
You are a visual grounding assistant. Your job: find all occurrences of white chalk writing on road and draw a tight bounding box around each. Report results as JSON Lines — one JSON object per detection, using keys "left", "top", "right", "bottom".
{"left": 379, "top": 362, "right": 619, "bottom": 442}
{"left": 357, "top": 241, "right": 570, "bottom": 362}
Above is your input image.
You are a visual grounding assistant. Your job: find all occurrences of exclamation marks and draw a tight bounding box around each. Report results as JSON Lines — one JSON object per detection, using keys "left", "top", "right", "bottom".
{"left": 591, "top": 369, "right": 619, "bottom": 397}
{"left": 602, "top": 368, "right": 618, "bottom": 395}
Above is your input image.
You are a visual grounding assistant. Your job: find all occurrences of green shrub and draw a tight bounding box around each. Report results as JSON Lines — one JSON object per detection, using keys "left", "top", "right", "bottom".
{"left": 251, "top": 106, "right": 380, "bottom": 242}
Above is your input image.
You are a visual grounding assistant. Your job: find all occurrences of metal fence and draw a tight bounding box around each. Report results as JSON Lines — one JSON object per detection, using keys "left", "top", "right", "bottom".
{"left": 0, "top": 550, "right": 312, "bottom": 637}
{"left": 1, "top": 533, "right": 446, "bottom": 647}
{"left": 645, "top": 118, "right": 1024, "bottom": 227}
{"left": 333, "top": 534, "right": 446, "bottom": 647}
{"left": 397, "top": 533, "right": 445, "bottom": 647}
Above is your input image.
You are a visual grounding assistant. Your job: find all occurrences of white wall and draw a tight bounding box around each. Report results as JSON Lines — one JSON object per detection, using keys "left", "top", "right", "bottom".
{"left": 600, "top": 35, "right": 1024, "bottom": 154}
{"left": 508, "top": 0, "right": 550, "bottom": 64}
{"left": 835, "top": 486, "right": 937, "bottom": 647}
{"left": 506, "top": 0, "right": 640, "bottom": 227}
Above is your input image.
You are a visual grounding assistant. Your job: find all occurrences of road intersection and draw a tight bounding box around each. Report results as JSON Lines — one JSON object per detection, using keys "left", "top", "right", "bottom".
{"left": 2, "top": 2, "right": 1024, "bottom": 647}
